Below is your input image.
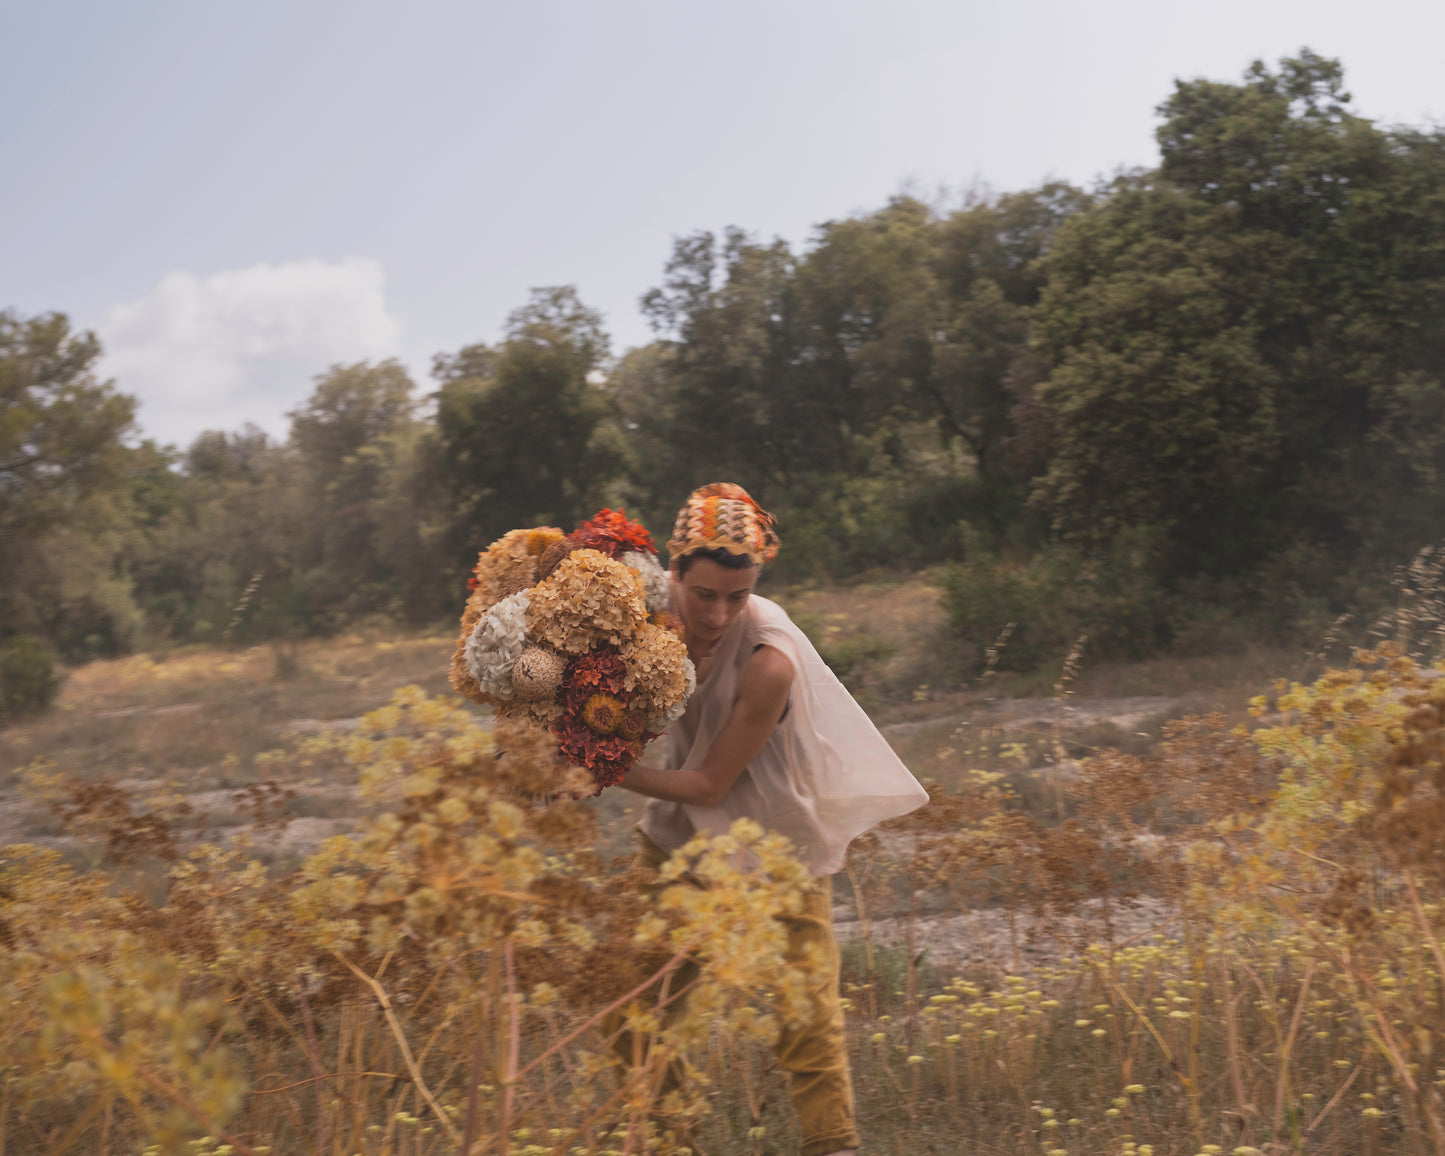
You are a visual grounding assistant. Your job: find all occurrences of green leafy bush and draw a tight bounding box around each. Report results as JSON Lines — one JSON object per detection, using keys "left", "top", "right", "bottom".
{"left": 0, "top": 635, "right": 62, "bottom": 722}
{"left": 940, "top": 531, "right": 1174, "bottom": 677}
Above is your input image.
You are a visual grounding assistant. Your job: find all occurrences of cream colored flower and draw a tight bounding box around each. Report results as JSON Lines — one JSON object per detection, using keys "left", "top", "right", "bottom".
{"left": 511, "top": 645, "right": 567, "bottom": 701}
{"left": 620, "top": 550, "right": 672, "bottom": 615}
{"left": 465, "top": 591, "right": 530, "bottom": 698}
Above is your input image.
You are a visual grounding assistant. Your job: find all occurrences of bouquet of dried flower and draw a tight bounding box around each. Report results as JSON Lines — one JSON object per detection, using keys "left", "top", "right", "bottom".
{"left": 449, "top": 510, "right": 694, "bottom": 789}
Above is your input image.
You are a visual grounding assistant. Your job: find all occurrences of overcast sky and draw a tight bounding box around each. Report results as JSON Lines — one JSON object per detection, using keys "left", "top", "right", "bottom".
{"left": 5, "top": 0, "right": 1443, "bottom": 448}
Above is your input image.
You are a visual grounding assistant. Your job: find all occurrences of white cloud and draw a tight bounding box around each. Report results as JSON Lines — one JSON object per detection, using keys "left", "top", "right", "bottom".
{"left": 98, "top": 258, "right": 403, "bottom": 448}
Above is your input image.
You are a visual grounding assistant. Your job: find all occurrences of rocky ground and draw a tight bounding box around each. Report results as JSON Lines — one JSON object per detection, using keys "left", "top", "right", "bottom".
{"left": 2, "top": 587, "right": 1288, "bottom": 967}
{"left": 0, "top": 669, "right": 1191, "bottom": 969}
{"left": 0, "top": 691, "right": 1174, "bottom": 847}
{"left": 831, "top": 896, "right": 1182, "bottom": 976}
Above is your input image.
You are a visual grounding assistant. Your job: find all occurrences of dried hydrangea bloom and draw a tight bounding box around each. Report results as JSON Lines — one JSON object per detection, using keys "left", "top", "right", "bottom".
{"left": 449, "top": 584, "right": 493, "bottom": 704}
{"left": 620, "top": 549, "right": 672, "bottom": 616}
{"left": 526, "top": 549, "right": 648, "bottom": 655}
{"left": 620, "top": 620, "right": 694, "bottom": 723}
{"left": 671, "top": 657, "right": 698, "bottom": 725}
{"left": 471, "top": 526, "right": 566, "bottom": 608}
{"left": 450, "top": 526, "right": 563, "bottom": 704}
{"left": 464, "top": 591, "right": 531, "bottom": 699}
{"left": 495, "top": 695, "right": 564, "bottom": 728}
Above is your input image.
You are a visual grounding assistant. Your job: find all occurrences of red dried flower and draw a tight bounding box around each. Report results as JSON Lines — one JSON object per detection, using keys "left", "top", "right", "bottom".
{"left": 562, "top": 648, "right": 629, "bottom": 714}
{"left": 552, "top": 715, "right": 641, "bottom": 788}
{"left": 568, "top": 508, "right": 657, "bottom": 559}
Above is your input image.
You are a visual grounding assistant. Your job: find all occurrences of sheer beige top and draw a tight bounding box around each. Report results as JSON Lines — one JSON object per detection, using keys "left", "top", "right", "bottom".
{"left": 639, "top": 591, "right": 929, "bottom": 875}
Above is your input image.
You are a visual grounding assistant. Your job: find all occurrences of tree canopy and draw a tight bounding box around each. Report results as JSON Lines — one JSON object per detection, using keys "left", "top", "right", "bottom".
{"left": 7, "top": 50, "right": 1445, "bottom": 702}
{"left": 1034, "top": 50, "right": 1445, "bottom": 595}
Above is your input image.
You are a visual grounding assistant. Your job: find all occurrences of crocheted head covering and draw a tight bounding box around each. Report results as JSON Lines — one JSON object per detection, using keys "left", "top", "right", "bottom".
{"left": 667, "top": 482, "right": 781, "bottom": 565}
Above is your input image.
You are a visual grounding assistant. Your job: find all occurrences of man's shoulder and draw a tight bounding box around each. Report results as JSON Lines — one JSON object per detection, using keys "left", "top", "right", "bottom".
{"left": 740, "top": 641, "right": 794, "bottom": 705}
{"left": 745, "top": 594, "right": 792, "bottom": 628}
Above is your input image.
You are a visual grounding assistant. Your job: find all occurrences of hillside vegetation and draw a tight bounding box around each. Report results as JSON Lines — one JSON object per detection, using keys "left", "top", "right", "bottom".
{"left": 8, "top": 45, "right": 1445, "bottom": 1155}
{"left": 7, "top": 51, "right": 1445, "bottom": 723}
{"left": 6, "top": 617, "right": 1445, "bottom": 1152}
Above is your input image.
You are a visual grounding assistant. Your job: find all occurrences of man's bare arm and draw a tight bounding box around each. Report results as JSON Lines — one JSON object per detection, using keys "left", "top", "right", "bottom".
{"left": 619, "top": 645, "right": 792, "bottom": 807}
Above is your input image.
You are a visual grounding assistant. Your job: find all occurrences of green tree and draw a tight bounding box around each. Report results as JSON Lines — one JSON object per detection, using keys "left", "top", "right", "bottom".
{"left": 435, "top": 287, "right": 621, "bottom": 561}
{"left": 637, "top": 230, "right": 805, "bottom": 497}
{"left": 631, "top": 191, "right": 1086, "bottom": 571}
{"left": 930, "top": 184, "right": 1089, "bottom": 526}
{"left": 0, "top": 311, "right": 136, "bottom": 542}
{"left": 126, "top": 425, "right": 312, "bottom": 643}
{"left": 1032, "top": 51, "right": 1445, "bottom": 598}
{"left": 171, "top": 362, "right": 446, "bottom": 640}
{"left": 0, "top": 312, "right": 142, "bottom": 711}
{"left": 288, "top": 360, "right": 429, "bottom": 621}
{"left": 791, "top": 188, "right": 1086, "bottom": 539}
{"left": 288, "top": 359, "right": 416, "bottom": 488}
{"left": 125, "top": 359, "right": 447, "bottom": 645}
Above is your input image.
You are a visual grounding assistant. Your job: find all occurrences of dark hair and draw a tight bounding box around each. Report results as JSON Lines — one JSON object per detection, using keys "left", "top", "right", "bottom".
{"left": 674, "top": 547, "right": 757, "bottom": 576}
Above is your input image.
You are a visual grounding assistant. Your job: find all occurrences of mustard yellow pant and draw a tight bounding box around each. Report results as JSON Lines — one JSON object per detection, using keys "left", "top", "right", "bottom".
{"left": 608, "top": 832, "right": 859, "bottom": 1156}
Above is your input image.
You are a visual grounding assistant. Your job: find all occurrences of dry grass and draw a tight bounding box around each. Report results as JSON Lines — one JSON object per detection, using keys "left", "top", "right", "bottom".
{"left": 9, "top": 586, "right": 1445, "bottom": 1154}
{"left": 8, "top": 653, "right": 1445, "bottom": 1154}
{"left": 0, "top": 632, "right": 456, "bottom": 781}
{"left": 0, "top": 582, "right": 1303, "bottom": 884}
{"left": 0, "top": 631, "right": 457, "bottom": 855}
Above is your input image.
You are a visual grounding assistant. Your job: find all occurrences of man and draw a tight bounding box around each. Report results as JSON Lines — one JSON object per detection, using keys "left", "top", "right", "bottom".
{"left": 621, "top": 482, "right": 930, "bottom": 1156}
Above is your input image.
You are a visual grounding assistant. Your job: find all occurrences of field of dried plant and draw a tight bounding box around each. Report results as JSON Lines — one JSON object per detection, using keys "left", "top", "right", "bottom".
{"left": 5, "top": 578, "right": 1444, "bottom": 1155}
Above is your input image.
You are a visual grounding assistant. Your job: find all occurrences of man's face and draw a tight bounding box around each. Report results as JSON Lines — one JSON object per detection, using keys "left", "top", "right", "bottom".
{"left": 671, "top": 557, "right": 759, "bottom": 645}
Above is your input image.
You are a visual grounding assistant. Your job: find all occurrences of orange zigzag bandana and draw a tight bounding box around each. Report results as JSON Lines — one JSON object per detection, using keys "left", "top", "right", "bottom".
{"left": 667, "top": 482, "right": 781, "bottom": 565}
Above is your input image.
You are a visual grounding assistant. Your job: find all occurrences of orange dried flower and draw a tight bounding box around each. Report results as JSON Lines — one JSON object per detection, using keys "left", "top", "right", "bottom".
{"left": 570, "top": 508, "right": 657, "bottom": 558}
{"left": 466, "top": 526, "right": 566, "bottom": 609}
{"left": 552, "top": 716, "right": 640, "bottom": 788}
{"left": 581, "top": 693, "right": 625, "bottom": 735}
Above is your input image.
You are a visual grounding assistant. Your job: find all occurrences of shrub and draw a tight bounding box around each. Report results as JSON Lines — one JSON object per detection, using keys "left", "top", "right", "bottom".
{"left": 0, "top": 634, "right": 61, "bottom": 722}
{"left": 14, "top": 655, "right": 1445, "bottom": 1151}
{"left": 3, "top": 689, "right": 817, "bottom": 1152}
{"left": 941, "top": 552, "right": 1070, "bottom": 676}
{"left": 939, "top": 527, "right": 1293, "bottom": 677}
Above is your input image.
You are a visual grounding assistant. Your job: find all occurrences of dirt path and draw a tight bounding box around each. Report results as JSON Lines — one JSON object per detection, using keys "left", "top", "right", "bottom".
{"left": 880, "top": 695, "right": 1179, "bottom": 740}
{"left": 832, "top": 897, "right": 1182, "bottom": 974}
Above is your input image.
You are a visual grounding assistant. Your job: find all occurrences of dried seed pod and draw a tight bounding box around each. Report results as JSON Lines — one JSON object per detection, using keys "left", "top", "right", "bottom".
{"left": 499, "top": 566, "right": 535, "bottom": 597}
{"left": 536, "top": 538, "right": 574, "bottom": 582}
{"left": 512, "top": 646, "right": 567, "bottom": 701}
